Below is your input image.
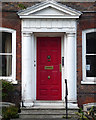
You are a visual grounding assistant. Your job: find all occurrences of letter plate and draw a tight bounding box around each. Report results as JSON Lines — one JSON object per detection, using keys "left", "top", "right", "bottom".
{"left": 45, "top": 66, "right": 53, "bottom": 70}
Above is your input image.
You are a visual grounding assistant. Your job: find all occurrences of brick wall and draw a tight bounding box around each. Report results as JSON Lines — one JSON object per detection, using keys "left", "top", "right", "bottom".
{"left": 2, "top": 11, "right": 21, "bottom": 104}
{"left": 77, "top": 12, "right": 96, "bottom": 107}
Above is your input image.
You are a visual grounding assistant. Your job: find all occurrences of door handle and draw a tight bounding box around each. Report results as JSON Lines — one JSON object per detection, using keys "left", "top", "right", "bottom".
{"left": 48, "top": 76, "right": 50, "bottom": 79}
{"left": 62, "top": 57, "right": 64, "bottom": 67}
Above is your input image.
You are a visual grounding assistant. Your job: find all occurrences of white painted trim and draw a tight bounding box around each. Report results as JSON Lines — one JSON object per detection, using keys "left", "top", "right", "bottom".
{"left": 66, "top": 33, "right": 77, "bottom": 101}
{"left": 19, "top": 16, "right": 80, "bottom": 19}
{"left": 82, "top": 28, "right": 96, "bottom": 83}
{"left": 22, "top": 30, "right": 76, "bottom": 34}
{"left": 81, "top": 81, "right": 96, "bottom": 84}
{"left": 34, "top": 36, "right": 37, "bottom": 100}
{"left": 86, "top": 54, "right": 96, "bottom": 55}
{"left": 75, "top": 20, "right": 77, "bottom": 102}
{"left": 61, "top": 35, "right": 64, "bottom": 100}
{"left": 0, "top": 27, "right": 17, "bottom": 84}
{"left": 0, "top": 53, "right": 12, "bottom": 55}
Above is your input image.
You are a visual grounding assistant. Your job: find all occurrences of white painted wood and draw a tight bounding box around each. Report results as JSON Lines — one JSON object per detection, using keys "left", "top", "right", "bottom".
{"left": 81, "top": 81, "right": 96, "bottom": 84}
{"left": 41, "top": 19, "right": 47, "bottom": 28}
{"left": 22, "top": 32, "right": 33, "bottom": 106}
{"left": 57, "top": 19, "right": 63, "bottom": 28}
{"left": 0, "top": 27, "right": 17, "bottom": 84}
{"left": 36, "top": 19, "right": 41, "bottom": 28}
{"left": 34, "top": 37, "right": 37, "bottom": 100}
{"left": 32, "top": 7, "right": 67, "bottom": 16}
{"left": 61, "top": 36, "right": 64, "bottom": 100}
{"left": 82, "top": 28, "right": 96, "bottom": 83}
{"left": 23, "top": 19, "right": 76, "bottom": 29}
{"left": 66, "top": 33, "right": 76, "bottom": 102}
{"left": 23, "top": 28, "right": 76, "bottom": 33}
{"left": 46, "top": 19, "right": 52, "bottom": 28}
{"left": 63, "top": 34, "right": 67, "bottom": 101}
{"left": 52, "top": 19, "right": 58, "bottom": 28}
{"left": 31, "top": 34, "right": 35, "bottom": 101}
{"left": 20, "top": 15, "right": 81, "bottom": 19}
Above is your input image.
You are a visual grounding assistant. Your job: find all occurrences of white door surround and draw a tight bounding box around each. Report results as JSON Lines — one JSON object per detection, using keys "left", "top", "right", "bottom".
{"left": 18, "top": 0, "right": 82, "bottom": 108}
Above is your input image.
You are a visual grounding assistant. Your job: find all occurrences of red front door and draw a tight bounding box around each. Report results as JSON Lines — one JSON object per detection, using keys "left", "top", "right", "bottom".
{"left": 37, "top": 37, "right": 61, "bottom": 100}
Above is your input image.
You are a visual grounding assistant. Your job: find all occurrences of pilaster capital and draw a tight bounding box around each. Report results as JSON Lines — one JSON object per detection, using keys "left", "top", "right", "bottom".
{"left": 22, "top": 31, "right": 33, "bottom": 37}
{"left": 66, "top": 32, "right": 75, "bottom": 37}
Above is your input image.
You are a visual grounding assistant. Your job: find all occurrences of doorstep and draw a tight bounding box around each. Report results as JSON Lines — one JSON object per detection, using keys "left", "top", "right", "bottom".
{"left": 11, "top": 118, "right": 78, "bottom": 120}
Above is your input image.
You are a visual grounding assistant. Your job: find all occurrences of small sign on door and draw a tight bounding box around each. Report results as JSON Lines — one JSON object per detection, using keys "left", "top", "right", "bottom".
{"left": 86, "top": 65, "right": 90, "bottom": 71}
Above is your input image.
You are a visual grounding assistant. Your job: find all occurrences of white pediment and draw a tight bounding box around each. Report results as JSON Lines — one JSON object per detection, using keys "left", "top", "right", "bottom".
{"left": 18, "top": 0, "right": 82, "bottom": 18}
{"left": 31, "top": 7, "right": 69, "bottom": 16}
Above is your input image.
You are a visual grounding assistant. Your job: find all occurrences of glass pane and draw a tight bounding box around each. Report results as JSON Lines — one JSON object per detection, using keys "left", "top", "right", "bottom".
{"left": 86, "top": 55, "right": 96, "bottom": 77}
{"left": 86, "top": 32, "right": 96, "bottom": 54}
{"left": 0, "top": 55, "right": 12, "bottom": 76}
{"left": 0, "top": 32, "right": 12, "bottom": 53}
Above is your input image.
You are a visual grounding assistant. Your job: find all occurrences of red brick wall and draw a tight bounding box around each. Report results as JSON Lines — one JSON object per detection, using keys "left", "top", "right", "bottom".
{"left": 2, "top": 11, "right": 21, "bottom": 104}
{"left": 77, "top": 12, "right": 96, "bottom": 107}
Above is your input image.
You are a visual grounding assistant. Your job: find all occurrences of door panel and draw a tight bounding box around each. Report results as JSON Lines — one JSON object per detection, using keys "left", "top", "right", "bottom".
{"left": 37, "top": 37, "right": 61, "bottom": 100}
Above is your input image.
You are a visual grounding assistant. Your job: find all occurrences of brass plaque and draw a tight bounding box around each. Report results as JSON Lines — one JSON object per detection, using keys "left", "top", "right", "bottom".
{"left": 45, "top": 66, "right": 53, "bottom": 70}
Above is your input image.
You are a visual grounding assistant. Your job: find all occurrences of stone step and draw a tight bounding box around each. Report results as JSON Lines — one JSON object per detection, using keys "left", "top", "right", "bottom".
{"left": 11, "top": 118, "right": 78, "bottom": 120}
{"left": 34, "top": 101, "right": 65, "bottom": 107}
{"left": 19, "top": 107, "right": 79, "bottom": 119}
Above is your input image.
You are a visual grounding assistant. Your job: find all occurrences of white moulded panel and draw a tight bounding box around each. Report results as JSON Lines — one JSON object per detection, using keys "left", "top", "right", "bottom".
{"left": 36, "top": 19, "right": 41, "bottom": 28}
{"left": 57, "top": 19, "right": 63, "bottom": 28}
{"left": 52, "top": 19, "right": 58, "bottom": 28}
{"left": 46, "top": 19, "right": 52, "bottom": 29}
{"left": 41, "top": 19, "right": 47, "bottom": 28}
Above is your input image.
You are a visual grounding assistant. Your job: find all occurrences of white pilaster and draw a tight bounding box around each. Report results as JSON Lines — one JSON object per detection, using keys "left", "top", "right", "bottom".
{"left": 31, "top": 34, "right": 35, "bottom": 101}
{"left": 22, "top": 32, "right": 33, "bottom": 106}
{"left": 66, "top": 33, "right": 77, "bottom": 102}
